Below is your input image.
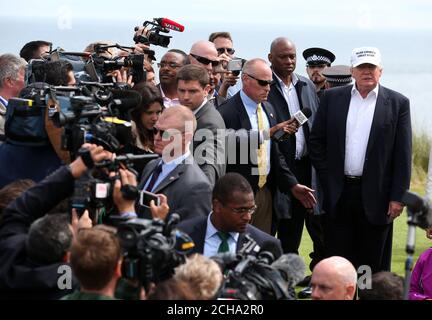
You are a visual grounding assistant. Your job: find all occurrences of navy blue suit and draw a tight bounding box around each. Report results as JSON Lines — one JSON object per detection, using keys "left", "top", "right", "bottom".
{"left": 177, "top": 215, "right": 282, "bottom": 255}
{"left": 310, "top": 84, "right": 412, "bottom": 272}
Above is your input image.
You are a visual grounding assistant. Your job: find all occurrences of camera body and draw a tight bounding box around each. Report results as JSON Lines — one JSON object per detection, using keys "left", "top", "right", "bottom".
{"left": 402, "top": 191, "right": 432, "bottom": 229}
{"left": 227, "top": 58, "right": 245, "bottom": 76}
{"left": 117, "top": 214, "right": 194, "bottom": 287}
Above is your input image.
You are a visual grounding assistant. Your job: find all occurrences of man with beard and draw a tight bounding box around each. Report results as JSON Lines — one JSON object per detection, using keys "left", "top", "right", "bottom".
{"left": 302, "top": 47, "right": 335, "bottom": 98}
{"left": 157, "top": 49, "right": 189, "bottom": 108}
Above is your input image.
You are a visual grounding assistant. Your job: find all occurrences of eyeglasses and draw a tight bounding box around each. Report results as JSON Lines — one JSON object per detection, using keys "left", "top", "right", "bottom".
{"left": 190, "top": 53, "right": 219, "bottom": 67}
{"left": 157, "top": 62, "right": 182, "bottom": 69}
{"left": 246, "top": 73, "right": 272, "bottom": 87}
{"left": 216, "top": 47, "right": 235, "bottom": 55}
{"left": 220, "top": 202, "right": 257, "bottom": 216}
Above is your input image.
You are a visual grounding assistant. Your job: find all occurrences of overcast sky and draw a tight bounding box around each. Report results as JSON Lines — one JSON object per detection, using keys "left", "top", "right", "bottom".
{"left": 1, "top": 0, "right": 432, "bottom": 30}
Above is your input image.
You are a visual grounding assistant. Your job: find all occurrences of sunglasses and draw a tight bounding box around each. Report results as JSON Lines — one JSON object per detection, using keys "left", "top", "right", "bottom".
{"left": 216, "top": 47, "right": 235, "bottom": 55}
{"left": 152, "top": 127, "right": 184, "bottom": 139}
{"left": 190, "top": 53, "right": 219, "bottom": 67}
{"left": 246, "top": 73, "right": 273, "bottom": 86}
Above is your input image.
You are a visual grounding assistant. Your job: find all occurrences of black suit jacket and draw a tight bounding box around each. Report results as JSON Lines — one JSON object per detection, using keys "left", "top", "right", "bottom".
{"left": 177, "top": 215, "right": 282, "bottom": 255}
{"left": 217, "top": 92, "right": 298, "bottom": 194}
{"left": 0, "top": 166, "right": 78, "bottom": 299}
{"left": 137, "top": 156, "right": 212, "bottom": 222}
{"left": 309, "top": 84, "right": 412, "bottom": 225}
{"left": 267, "top": 73, "right": 319, "bottom": 168}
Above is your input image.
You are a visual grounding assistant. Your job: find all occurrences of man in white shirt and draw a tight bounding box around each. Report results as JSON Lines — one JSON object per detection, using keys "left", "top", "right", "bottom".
{"left": 310, "top": 46, "right": 412, "bottom": 273}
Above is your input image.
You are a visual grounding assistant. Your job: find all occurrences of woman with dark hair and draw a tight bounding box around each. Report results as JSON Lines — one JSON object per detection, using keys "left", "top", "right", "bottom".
{"left": 131, "top": 83, "right": 164, "bottom": 152}
{"left": 127, "top": 83, "right": 163, "bottom": 178}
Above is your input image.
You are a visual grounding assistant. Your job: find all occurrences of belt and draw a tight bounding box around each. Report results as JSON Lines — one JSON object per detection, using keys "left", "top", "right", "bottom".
{"left": 345, "top": 175, "right": 362, "bottom": 183}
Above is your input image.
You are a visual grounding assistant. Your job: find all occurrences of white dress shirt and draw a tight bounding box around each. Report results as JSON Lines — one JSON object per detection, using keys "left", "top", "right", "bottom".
{"left": 274, "top": 73, "right": 307, "bottom": 159}
{"left": 344, "top": 85, "right": 379, "bottom": 176}
{"left": 203, "top": 213, "right": 239, "bottom": 257}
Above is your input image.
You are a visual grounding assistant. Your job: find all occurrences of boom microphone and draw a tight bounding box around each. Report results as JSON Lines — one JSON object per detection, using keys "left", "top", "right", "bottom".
{"left": 155, "top": 18, "right": 185, "bottom": 32}
{"left": 271, "top": 253, "right": 306, "bottom": 287}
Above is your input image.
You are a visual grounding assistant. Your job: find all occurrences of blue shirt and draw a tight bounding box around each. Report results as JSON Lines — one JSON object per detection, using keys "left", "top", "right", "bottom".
{"left": 142, "top": 151, "right": 191, "bottom": 192}
{"left": 203, "top": 213, "right": 239, "bottom": 257}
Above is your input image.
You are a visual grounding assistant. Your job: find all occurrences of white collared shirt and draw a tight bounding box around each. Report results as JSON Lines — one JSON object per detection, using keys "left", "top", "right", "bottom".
{"left": 344, "top": 85, "right": 379, "bottom": 176}
{"left": 274, "top": 73, "right": 307, "bottom": 159}
{"left": 203, "top": 213, "right": 239, "bottom": 257}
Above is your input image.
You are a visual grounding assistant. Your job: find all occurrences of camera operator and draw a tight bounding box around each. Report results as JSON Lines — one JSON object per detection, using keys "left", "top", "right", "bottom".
{"left": 61, "top": 228, "right": 124, "bottom": 300}
{"left": 177, "top": 172, "right": 282, "bottom": 256}
{"left": 0, "top": 143, "right": 111, "bottom": 299}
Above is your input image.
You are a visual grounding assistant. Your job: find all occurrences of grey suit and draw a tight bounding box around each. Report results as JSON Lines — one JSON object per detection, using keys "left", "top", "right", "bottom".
{"left": 136, "top": 155, "right": 212, "bottom": 222}
{"left": 193, "top": 101, "right": 226, "bottom": 186}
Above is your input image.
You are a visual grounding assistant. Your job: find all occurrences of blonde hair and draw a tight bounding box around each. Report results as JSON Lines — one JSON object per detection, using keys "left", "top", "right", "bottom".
{"left": 174, "top": 254, "right": 223, "bottom": 300}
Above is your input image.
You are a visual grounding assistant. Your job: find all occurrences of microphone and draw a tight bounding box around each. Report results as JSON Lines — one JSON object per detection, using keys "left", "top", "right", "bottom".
{"left": 273, "top": 107, "right": 312, "bottom": 142}
{"left": 257, "top": 241, "right": 282, "bottom": 264}
{"left": 155, "top": 18, "right": 185, "bottom": 32}
{"left": 271, "top": 253, "right": 306, "bottom": 287}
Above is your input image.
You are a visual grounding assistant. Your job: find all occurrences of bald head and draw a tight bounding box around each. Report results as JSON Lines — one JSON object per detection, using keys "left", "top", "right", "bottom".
{"left": 190, "top": 41, "right": 218, "bottom": 61}
{"left": 268, "top": 37, "right": 297, "bottom": 79}
{"left": 159, "top": 105, "right": 197, "bottom": 133}
{"left": 311, "top": 256, "right": 357, "bottom": 300}
{"left": 241, "top": 58, "right": 272, "bottom": 103}
{"left": 270, "top": 37, "right": 296, "bottom": 55}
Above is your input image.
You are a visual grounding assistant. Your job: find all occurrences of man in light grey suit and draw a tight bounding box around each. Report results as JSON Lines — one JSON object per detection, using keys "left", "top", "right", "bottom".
{"left": 0, "top": 54, "right": 27, "bottom": 139}
{"left": 136, "top": 106, "right": 212, "bottom": 221}
{"left": 177, "top": 64, "right": 226, "bottom": 186}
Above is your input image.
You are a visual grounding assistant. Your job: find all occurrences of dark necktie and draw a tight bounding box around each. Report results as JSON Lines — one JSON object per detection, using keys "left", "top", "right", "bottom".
{"left": 217, "top": 231, "right": 230, "bottom": 253}
{"left": 145, "top": 163, "right": 163, "bottom": 192}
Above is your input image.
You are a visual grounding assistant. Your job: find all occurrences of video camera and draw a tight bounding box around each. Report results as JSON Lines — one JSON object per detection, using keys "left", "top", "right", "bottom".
{"left": 402, "top": 191, "right": 432, "bottom": 229}
{"left": 134, "top": 17, "right": 184, "bottom": 48}
{"left": 212, "top": 235, "right": 305, "bottom": 300}
{"left": 70, "top": 148, "right": 159, "bottom": 221}
{"left": 117, "top": 213, "right": 194, "bottom": 290}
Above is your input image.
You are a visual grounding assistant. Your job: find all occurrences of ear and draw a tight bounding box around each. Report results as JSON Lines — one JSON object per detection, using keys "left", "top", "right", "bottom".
{"left": 204, "top": 84, "right": 212, "bottom": 96}
{"left": 345, "top": 284, "right": 356, "bottom": 300}
{"left": 115, "top": 260, "right": 123, "bottom": 278}
{"left": 268, "top": 53, "right": 272, "bottom": 64}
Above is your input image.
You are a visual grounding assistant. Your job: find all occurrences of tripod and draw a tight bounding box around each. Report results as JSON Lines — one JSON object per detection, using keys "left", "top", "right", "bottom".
{"left": 403, "top": 213, "right": 417, "bottom": 300}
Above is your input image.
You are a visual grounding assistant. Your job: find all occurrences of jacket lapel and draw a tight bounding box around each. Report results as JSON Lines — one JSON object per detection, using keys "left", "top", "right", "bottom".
{"left": 151, "top": 156, "right": 191, "bottom": 193}
{"left": 234, "top": 93, "right": 253, "bottom": 130}
{"left": 337, "top": 86, "right": 353, "bottom": 160}
{"left": 138, "top": 160, "right": 160, "bottom": 189}
{"left": 366, "top": 85, "right": 389, "bottom": 158}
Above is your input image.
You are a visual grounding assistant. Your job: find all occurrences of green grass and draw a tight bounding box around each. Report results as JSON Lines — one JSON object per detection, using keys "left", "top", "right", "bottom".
{"left": 298, "top": 131, "right": 432, "bottom": 278}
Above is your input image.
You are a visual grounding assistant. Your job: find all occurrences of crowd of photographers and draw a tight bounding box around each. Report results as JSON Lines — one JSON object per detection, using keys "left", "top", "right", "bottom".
{"left": 0, "top": 19, "right": 416, "bottom": 300}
